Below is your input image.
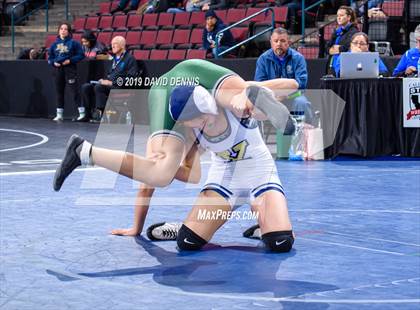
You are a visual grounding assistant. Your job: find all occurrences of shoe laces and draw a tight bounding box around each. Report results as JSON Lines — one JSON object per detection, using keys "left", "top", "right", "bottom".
{"left": 153, "top": 222, "right": 182, "bottom": 240}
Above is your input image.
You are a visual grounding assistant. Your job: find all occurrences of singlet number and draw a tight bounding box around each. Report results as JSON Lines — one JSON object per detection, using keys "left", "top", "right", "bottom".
{"left": 216, "top": 140, "right": 249, "bottom": 161}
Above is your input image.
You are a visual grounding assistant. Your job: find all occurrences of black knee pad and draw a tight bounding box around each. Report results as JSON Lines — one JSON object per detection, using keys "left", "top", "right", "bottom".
{"left": 176, "top": 224, "right": 207, "bottom": 251}
{"left": 262, "top": 230, "right": 294, "bottom": 253}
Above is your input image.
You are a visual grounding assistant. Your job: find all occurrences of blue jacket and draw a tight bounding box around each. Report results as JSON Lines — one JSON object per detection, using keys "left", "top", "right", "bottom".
{"left": 392, "top": 48, "right": 420, "bottom": 77}
{"left": 202, "top": 20, "right": 235, "bottom": 51}
{"left": 333, "top": 53, "right": 389, "bottom": 77}
{"left": 48, "top": 36, "right": 84, "bottom": 66}
{"left": 254, "top": 48, "right": 308, "bottom": 89}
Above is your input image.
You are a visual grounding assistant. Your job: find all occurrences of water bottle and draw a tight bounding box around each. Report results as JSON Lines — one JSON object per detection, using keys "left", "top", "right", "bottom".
{"left": 126, "top": 111, "right": 132, "bottom": 125}
{"left": 288, "top": 111, "right": 305, "bottom": 161}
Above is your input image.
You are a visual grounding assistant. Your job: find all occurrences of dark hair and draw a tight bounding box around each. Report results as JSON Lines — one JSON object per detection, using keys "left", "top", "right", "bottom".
{"left": 337, "top": 5, "right": 357, "bottom": 26}
{"left": 350, "top": 32, "right": 369, "bottom": 45}
{"left": 272, "top": 27, "right": 289, "bottom": 37}
{"left": 81, "top": 30, "right": 97, "bottom": 47}
{"left": 57, "top": 22, "right": 72, "bottom": 36}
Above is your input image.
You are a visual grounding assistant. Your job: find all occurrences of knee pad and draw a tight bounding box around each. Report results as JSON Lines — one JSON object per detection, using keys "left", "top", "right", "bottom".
{"left": 262, "top": 230, "right": 294, "bottom": 253}
{"left": 176, "top": 224, "right": 207, "bottom": 251}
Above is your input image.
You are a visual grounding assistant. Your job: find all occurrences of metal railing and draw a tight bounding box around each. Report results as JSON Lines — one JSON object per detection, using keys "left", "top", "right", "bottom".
{"left": 300, "top": 0, "right": 328, "bottom": 38}
{"left": 215, "top": 7, "right": 275, "bottom": 58}
{"left": 11, "top": 0, "right": 69, "bottom": 53}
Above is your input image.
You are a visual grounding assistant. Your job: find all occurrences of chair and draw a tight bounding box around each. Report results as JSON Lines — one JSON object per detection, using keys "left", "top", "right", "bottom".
{"left": 186, "top": 49, "right": 206, "bottom": 59}
{"left": 112, "top": 14, "right": 128, "bottom": 30}
{"left": 126, "top": 31, "right": 142, "bottom": 48}
{"left": 157, "top": 12, "right": 174, "bottom": 29}
{"left": 168, "top": 49, "right": 187, "bottom": 59}
{"left": 85, "top": 16, "right": 100, "bottom": 31}
{"left": 226, "top": 8, "right": 246, "bottom": 25}
{"left": 44, "top": 34, "right": 57, "bottom": 48}
{"left": 112, "top": 31, "right": 127, "bottom": 39}
{"left": 140, "top": 30, "right": 158, "bottom": 49}
{"left": 382, "top": 1, "right": 404, "bottom": 17}
{"left": 98, "top": 15, "right": 113, "bottom": 31}
{"left": 73, "top": 18, "right": 86, "bottom": 33}
{"left": 174, "top": 12, "right": 191, "bottom": 29}
{"left": 156, "top": 29, "right": 174, "bottom": 48}
{"left": 190, "top": 28, "right": 203, "bottom": 48}
{"left": 297, "top": 46, "right": 319, "bottom": 59}
{"left": 72, "top": 33, "right": 82, "bottom": 42}
{"left": 127, "top": 14, "right": 142, "bottom": 30}
{"left": 189, "top": 11, "right": 206, "bottom": 28}
{"left": 173, "top": 29, "right": 191, "bottom": 49}
{"left": 149, "top": 49, "right": 169, "bottom": 59}
{"left": 98, "top": 2, "right": 111, "bottom": 15}
{"left": 142, "top": 13, "right": 159, "bottom": 30}
{"left": 215, "top": 10, "right": 227, "bottom": 24}
{"left": 97, "top": 32, "right": 113, "bottom": 46}
{"left": 133, "top": 49, "right": 150, "bottom": 60}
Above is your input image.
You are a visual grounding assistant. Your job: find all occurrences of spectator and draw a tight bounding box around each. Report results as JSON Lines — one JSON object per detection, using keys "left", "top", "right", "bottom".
{"left": 393, "top": 25, "right": 420, "bottom": 77}
{"left": 80, "top": 36, "right": 138, "bottom": 122}
{"left": 110, "top": 0, "right": 139, "bottom": 14}
{"left": 48, "top": 22, "right": 85, "bottom": 122}
{"left": 254, "top": 27, "right": 313, "bottom": 123}
{"left": 17, "top": 45, "right": 46, "bottom": 59}
{"left": 167, "top": 0, "right": 209, "bottom": 13}
{"left": 201, "top": 0, "right": 229, "bottom": 11}
{"left": 80, "top": 30, "right": 107, "bottom": 59}
{"left": 327, "top": 5, "right": 358, "bottom": 74}
{"left": 351, "top": 0, "right": 384, "bottom": 17}
{"left": 333, "top": 32, "right": 388, "bottom": 77}
{"left": 202, "top": 10, "right": 234, "bottom": 58}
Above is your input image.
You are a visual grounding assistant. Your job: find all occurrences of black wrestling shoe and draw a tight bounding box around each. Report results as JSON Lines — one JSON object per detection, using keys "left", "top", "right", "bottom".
{"left": 53, "top": 134, "right": 84, "bottom": 191}
{"left": 146, "top": 222, "right": 182, "bottom": 241}
{"left": 242, "top": 224, "right": 261, "bottom": 240}
{"left": 247, "top": 86, "right": 295, "bottom": 134}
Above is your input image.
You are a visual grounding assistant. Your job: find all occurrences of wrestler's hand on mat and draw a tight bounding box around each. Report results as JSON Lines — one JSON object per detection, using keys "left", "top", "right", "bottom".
{"left": 111, "top": 228, "right": 139, "bottom": 236}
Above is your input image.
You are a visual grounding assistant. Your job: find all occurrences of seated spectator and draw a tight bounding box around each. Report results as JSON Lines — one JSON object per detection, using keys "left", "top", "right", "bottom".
{"left": 393, "top": 25, "right": 420, "bottom": 77}
{"left": 202, "top": 10, "right": 234, "bottom": 58}
{"left": 333, "top": 32, "right": 388, "bottom": 77}
{"left": 351, "top": 0, "right": 384, "bottom": 17}
{"left": 327, "top": 6, "right": 359, "bottom": 74}
{"left": 110, "top": 0, "right": 139, "bottom": 14}
{"left": 17, "top": 45, "right": 46, "bottom": 59}
{"left": 254, "top": 27, "right": 313, "bottom": 124}
{"left": 167, "top": 0, "right": 209, "bottom": 13}
{"left": 81, "top": 36, "right": 138, "bottom": 122}
{"left": 201, "top": 0, "right": 229, "bottom": 11}
{"left": 80, "top": 30, "right": 107, "bottom": 59}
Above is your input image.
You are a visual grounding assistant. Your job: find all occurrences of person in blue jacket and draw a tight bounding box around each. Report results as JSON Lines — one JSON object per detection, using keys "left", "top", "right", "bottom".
{"left": 48, "top": 22, "right": 85, "bottom": 122}
{"left": 393, "top": 25, "right": 420, "bottom": 77}
{"left": 202, "top": 10, "right": 234, "bottom": 58}
{"left": 255, "top": 27, "right": 313, "bottom": 124}
{"left": 333, "top": 32, "right": 389, "bottom": 77}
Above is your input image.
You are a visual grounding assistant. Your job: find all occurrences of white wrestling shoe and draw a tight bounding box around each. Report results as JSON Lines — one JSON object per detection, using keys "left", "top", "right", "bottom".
{"left": 146, "top": 222, "right": 183, "bottom": 241}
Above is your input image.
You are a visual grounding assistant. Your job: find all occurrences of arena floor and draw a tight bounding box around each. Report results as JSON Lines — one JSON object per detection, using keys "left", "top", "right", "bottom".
{"left": 1, "top": 117, "right": 419, "bottom": 309}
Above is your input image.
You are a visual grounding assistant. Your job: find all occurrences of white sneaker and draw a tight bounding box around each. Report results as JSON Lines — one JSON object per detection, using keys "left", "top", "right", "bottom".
{"left": 53, "top": 115, "right": 63, "bottom": 122}
{"left": 146, "top": 222, "right": 183, "bottom": 241}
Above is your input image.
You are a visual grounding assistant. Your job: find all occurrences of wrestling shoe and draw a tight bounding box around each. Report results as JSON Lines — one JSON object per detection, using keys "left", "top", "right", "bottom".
{"left": 146, "top": 222, "right": 183, "bottom": 241}
{"left": 242, "top": 224, "right": 261, "bottom": 240}
{"left": 247, "top": 85, "right": 296, "bottom": 135}
{"left": 53, "top": 134, "right": 84, "bottom": 191}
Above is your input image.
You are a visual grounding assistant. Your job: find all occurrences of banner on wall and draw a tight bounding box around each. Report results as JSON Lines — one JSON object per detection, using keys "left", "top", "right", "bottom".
{"left": 403, "top": 78, "right": 420, "bottom": 128}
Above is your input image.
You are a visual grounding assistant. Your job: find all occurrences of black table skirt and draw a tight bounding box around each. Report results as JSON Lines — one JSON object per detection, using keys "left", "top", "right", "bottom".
{"left": 320, "top": 78, "right": 420, "bottom": 158}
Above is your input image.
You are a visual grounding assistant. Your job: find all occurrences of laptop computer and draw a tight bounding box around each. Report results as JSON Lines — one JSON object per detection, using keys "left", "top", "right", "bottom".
{"left": 340, "top": 52, "right": 380, "bottom": 78}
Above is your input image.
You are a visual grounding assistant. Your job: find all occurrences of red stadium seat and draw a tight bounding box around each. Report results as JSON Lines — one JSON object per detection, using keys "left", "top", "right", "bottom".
{"left": 98, "top": 15, "right": 113, "bottom": 31}
{"left": 168, "top": 49, "right": 187, "bottom": 59}
{"left": 186, "top": 49, "right": 206, "bottom": 59}
{"left": 190, "top": 28, "right": 203, "bottom": 47}
{"left": 231, "top": 27, "right": 248, "bottom": 42}
{"left": 127, "top": 14, "right": 142, "bottom": 30}
{"left": 157, "top": 12, "right": 175, "bottom": 29}
{"left": 110, "top": 1, "right": 119, "bottom": 13}
{"left": 173, "top": 12, "right": 191, "bottom": 28}
{"left": 133, "top": 49, "right": 150, "bottom": 60}
{"left": 85, "top": 16, "right": 100, "bottom": 31}
{"left": 44, "top": 34, "right": 56, "bottom": 48}
{"left": 140, "top": 30, "right": 158, "bottom": 49}
{"left": 156, "top": 29, "right": 174, "bottom": 47}
{"left": 382, "top": 1, "right": 404, "bottom": 17}
{"left": 273, "top": 6, "right": 288, "bottom": 24}
{"left": 97, "top": 31, "right": 113, "bottom": 46}
{"left": 172, "top": 29, "right": 191, "bottom": 48}
{"left": 215, "top": 10, "right": 227, "bottom": 24}
{"left": 72, "top": 33, "right": 82, "bottom": 42}
{"left": 149, "top": 49, "right": 169, "bottom": 60}
{"left": 99, "top": 2, "right": 111, "bottom": 15}
{"left": 142, "top": 13, "right": 159, "bottom": 30}
{"left": 112, "top": 31, "right": 127, "bottom": 39}
{"left": 73, "top": 18, "right": 86, "bottom": 33}
{"left": 189, "top": 11, "right": 205, "bottom": 27}
{"left": 112, "top": 15, "right": 128, "bottom": 30}
{"left": 126, "top": 31, "right": 142, "bottom": 47}
{"left": 226, "top": 8, "right": 246, "bottom": 25}
{"left": 246, "top": 7, "right": 268, "bottom": 23}
{"left": 323, "top": 22, "right": 337, "bottom": 40}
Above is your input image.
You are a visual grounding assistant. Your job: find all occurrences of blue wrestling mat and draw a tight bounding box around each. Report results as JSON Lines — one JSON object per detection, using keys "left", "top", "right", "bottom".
{"left": 1, "top": 117, "right": 419, "bottom": 309}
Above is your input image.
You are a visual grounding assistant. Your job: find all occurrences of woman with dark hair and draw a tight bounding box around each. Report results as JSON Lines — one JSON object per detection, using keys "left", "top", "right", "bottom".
{"left": 80, "top": 30, "right": 106, "bottom": 59}
{"left": 333, "top": 32, "right": 388, "bottom": 77}
{"left": 327, "top": 5, "right": 359, "bottom": 74}
{"left": 48, "top": 22, "right": 85, "bottom": 122}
